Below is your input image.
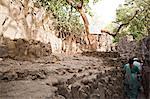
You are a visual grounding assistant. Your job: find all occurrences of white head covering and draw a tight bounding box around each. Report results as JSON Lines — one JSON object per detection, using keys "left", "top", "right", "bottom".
{"left": 133, "top": 58, "right": 139, "bottom": 61}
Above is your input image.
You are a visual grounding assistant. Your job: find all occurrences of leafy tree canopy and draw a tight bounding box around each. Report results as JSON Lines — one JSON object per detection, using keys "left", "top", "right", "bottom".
{"left": 36, "top": 0, "right": 100, "bottom": 37}
{"left": 114, "top": 0, "right": 150, "bottom": 40}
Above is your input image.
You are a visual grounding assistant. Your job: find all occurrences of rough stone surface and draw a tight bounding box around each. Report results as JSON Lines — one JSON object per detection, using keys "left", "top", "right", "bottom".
{"left": 117, "top": 35, "right": 137, "bottom": 60}
{"left": 0, "top": 0, "right": 115, "bottom": 54}
{"left": 97, "top": 33, "right": 114, "bottom": 52}
{"left": 117, "top": 35, "right": 150, "bottom": 99}
{"left": 54, "top": 52, "right": 123, "bottom": 99}
{"left": 138, "top": 35, "right": 150, "bottom": 99}
{"left": 0, "top": 0, "right": 62, "bottom": 53}
{"left": 0, "top": 52, "right": 123, "bottom": 99}
{"left": 0, "top": 36, "right": 52, "bottom": 60}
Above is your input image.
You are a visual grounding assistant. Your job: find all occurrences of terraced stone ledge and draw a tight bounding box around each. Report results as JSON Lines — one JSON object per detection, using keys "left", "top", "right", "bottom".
{"left": 53, "top": 65, "right": 123, "bottom": 99}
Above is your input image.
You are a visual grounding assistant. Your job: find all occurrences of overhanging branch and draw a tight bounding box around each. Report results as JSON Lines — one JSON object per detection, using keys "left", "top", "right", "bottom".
{"left": 101, "top": 10, "right": 147, "bottom": 37}
{"left": 115, "top": 10, "right": 139, "bottom": 35}
{"left": 101, "top": 29, "right": 116, "bottom": 37}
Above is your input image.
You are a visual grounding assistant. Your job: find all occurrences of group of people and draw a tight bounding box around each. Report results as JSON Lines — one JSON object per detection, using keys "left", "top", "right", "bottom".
{"left": 124, "top": 57, "right": 143, "bottom": 99}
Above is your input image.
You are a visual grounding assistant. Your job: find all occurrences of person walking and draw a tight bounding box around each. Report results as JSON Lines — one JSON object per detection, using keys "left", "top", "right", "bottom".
{"left": 124, "top": 58, "right": 141, "bottom": 99}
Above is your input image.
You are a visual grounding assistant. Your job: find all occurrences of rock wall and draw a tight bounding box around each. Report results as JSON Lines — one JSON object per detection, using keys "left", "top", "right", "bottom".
{"left": 55, "top": 69, "right": 123, "bottom": 99}
{"left": 138, "top": 36, "right": 150, "bottom": 99}
{"left": 117, "top": 35, "right": 137, "bottom": 60}
{"left": 117, "top": 35, "right": 150, "bottom": 99}
{"left": 0, "top": 36, "right": 52, "bottom": 60}
{"left": 53, "top": 52, "right": 123, "bottom": 99}
{"left": 0, "top": 0, "right": 62, "bottom": 53}
{"left": 0, "top": 51, "right": 124, "bottom": 99}
{"left": 60, "top": 33, "right": 114, "bottom": 54}
{"left": 0, "top": 0, "right": 114, "bottom": 54}
{"left": 97, "top": 33, "right": 114, "bottom": 52}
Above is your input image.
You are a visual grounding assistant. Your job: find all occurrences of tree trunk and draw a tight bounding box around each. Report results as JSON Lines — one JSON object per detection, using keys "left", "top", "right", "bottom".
{"left": 66, "top": 0, "right": 91, "bottom": 44}
{"left": 78, "top": 8, "right": 91, "bottom": 44}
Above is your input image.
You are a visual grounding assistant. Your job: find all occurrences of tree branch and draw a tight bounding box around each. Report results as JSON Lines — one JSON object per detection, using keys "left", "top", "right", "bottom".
{"left": 100, "top": 10, "right": 138, "bottom": 37}
{"left": 101, "top": 29, "right": 116, "bottom": 37}
{"left": 115, "top": 10, "right": 139, "bottom": 35}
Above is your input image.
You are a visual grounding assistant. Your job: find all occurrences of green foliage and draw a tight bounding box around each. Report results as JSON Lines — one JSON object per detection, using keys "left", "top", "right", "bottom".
{"left": 105, "top": 23, "right": 117, "bottom": 32}
{"left": 115, "top": 0, "right": 150, "bottom": 40}
{"left": 36, "top": 0, "right": 80, "bottom": 35}
{"left": 36, "top": 0, "right": 98, "bottom": 37}
{"left": 113, "top": 36, "right": 119, "bottom": 43}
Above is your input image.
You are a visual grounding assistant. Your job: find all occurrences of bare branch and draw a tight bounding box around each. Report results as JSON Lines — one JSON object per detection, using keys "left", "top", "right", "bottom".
{"left": 101, "top": 29, "right": 116, "bottom": 37}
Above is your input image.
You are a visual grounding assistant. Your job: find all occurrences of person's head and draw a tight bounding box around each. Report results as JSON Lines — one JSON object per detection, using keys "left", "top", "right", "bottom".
{"left": 128, "top": 58, "right": 134, "bottom": 67}
{"left": 133, "top": 57, "right": 142, "bottom": 63}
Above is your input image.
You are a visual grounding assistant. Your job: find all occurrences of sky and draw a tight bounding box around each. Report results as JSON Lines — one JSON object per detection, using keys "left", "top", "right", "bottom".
{"left": 88, "top": 0, "right": 125, "bottom": 33}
